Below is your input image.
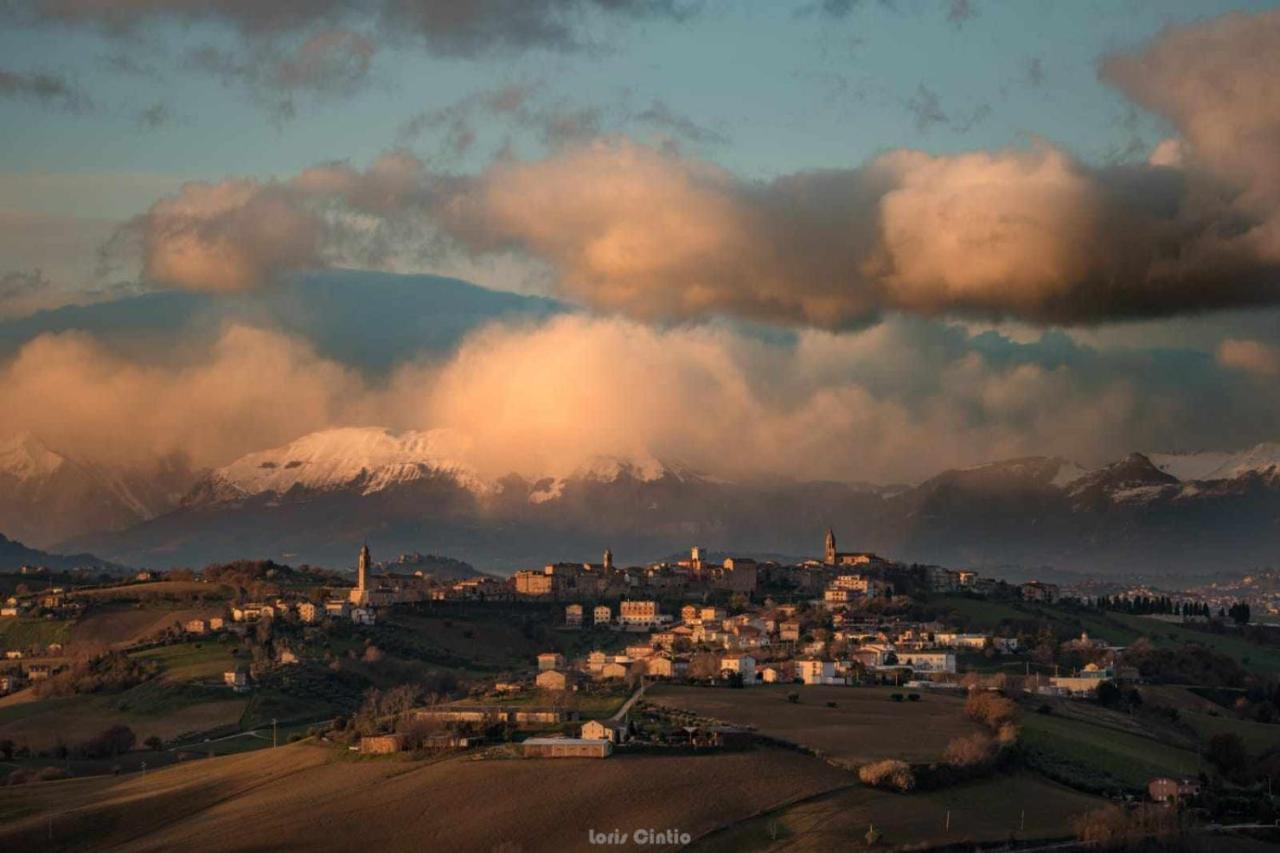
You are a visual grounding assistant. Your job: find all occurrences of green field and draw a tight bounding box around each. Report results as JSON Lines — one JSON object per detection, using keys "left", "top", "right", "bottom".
{"left": 133, "top": 641, "right": 240, "bottom": 682}
{"left": 935, "top": 595, "right": 1280, "bottom": 674}
{"left": 0, "top": 618, "right": 72, "bottom": 651}
{"left": 1019, "top": 708, "right": 1202, "bottom": 791}
{"left": 0, "top": 680, "right": 246, "bottom": 751}
{"left": 648, "top": 684, "right": 981, "bottom": 766}
{"left": 695, "top": 772, "right": 1105, "bottom": 852}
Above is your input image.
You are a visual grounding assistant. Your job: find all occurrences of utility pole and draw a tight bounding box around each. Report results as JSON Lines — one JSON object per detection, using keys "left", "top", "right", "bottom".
{"left": 945, "top": 810, "right": 951, "bottom": 831}
{"left": 272, "top": 718, "right": 278, "bottom": 749}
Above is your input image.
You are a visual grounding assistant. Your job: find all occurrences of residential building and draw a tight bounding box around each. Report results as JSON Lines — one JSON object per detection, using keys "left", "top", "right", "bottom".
{"left": 538, "top": 652, "right": 566, "bottom": 671}
{"left": 565, "top": 604, "right": 583, "bottom": 627}
{"left": 1021, "top": 581, "right": 1061, "bottom": 603}
{"left": 297, "top": 602, "right": 320, "bottom": 624}
{"left": 581, "top": 720, "right": 628, "bottom": 743}
{"left": 896, "top": 651, "right": 957, "bottom": 673}
{"left": 619, "top": 600, "right": 660, "bottom": 629}
{"left": 594, "top": 605, "right": 612, "bottom": 625}
{"left": 797, "top": 659, "right": 840, "bottom": 685}
{"left": 720, "top": 655, "right": 756, "bottom": 684}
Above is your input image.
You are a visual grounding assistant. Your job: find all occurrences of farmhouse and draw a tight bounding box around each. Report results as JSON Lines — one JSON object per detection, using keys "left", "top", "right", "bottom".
{"left": 537, "top": 652, "right": 566, "bottom": 671}
{"left": 223, "top": 669, "right": 249, "bottom": 692}
{"left": 360, "top": 734, "right": 406, "bottom": 754}
{"left": 522, "top": 737, "right": 612, "bottom": 759}
{"left": 536, "top": 669, "right": 582, "bottom": 691}
{"left": 1148, "top": 777, "right": 1201, "bottom": 804}
{"left": 645, "top": 655, "right": 686, "bottom": 679}
{"left": 581, "top": 719, "right": 628, "bottom": 743}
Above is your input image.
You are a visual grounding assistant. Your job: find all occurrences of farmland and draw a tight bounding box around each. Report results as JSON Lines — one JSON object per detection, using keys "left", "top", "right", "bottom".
{"left": 647, "top": 684, "right": 982, "bottom": 766}
{"left": 0, "top": 741, "right": 854, "bottom": 852}
{"left": 1018, "top": 706, "right": 1202, "bottom": 791}
{"left": 934, "top": 595, "right": 1280, "bottom": 675}
{"left": 695, "top": 772, "right": 1106, "bottom": 851}
{"left": 0, "top": 682, "right": 246, "bottom": 751}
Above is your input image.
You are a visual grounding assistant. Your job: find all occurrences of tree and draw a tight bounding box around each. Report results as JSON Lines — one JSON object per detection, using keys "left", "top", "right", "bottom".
{"left": 0, "top": 739, "right": 13, "bottom": 760}
{"left": 1206, "top": 732, "right": 1249, "bottom": 781}
{"left": 144, "top": 735, "right": 164, "bottom": 751}
{"left": 1228, "top": 602, "right": 1251, "bottom": 626}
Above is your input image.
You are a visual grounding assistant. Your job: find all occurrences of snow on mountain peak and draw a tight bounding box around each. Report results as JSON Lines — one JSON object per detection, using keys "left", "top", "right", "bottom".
{"left": 0, "top": 432, "right": 67, "bottom": 480}
{"left": 1149, "top": 443, "right": 1280, "bottom": 482}
{"left": 203, "top": 427, "right": 488, "bottom": 500}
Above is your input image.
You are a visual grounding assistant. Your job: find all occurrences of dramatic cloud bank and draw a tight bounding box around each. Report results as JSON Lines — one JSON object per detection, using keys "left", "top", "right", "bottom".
{"left": 101, "top": 8, "right": 1280, "bottom": 325}
{"left": 3, "top": 314, "right": 1274, "bottom": 484}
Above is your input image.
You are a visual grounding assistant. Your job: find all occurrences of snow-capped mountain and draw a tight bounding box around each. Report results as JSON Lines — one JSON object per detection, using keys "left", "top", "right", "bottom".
{"left": 29, "top": 429, "right": 1280, "bottom": 578}
{"left": 0, "top": 433, "right": 195, "bottom": 548}
{"left": 183, "top": 427, "right": 489, "bottom": 506}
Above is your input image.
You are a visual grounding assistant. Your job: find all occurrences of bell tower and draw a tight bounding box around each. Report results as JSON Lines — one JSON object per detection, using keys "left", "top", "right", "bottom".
{"left": 603, "top": 548, "right": 613, "bottom": 571}
{"left": 824, "top": 529, "right": 837, "bottom": 565}
{"left": 357, "top": 542, "right": 371, "bottom": 591}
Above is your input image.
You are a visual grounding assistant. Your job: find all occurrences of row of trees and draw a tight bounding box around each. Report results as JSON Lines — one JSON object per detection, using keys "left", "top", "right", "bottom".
{"left": 1095, "top": 594, "right": 1251, "bottom": 625}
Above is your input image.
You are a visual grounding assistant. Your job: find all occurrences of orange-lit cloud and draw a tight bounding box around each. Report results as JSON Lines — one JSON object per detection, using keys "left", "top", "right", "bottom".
{"left": 0, "top": 315, "right": 1220, "bottom": 485}
{"left": 1217, "top": 338, "right": 1280, "bottom": 378}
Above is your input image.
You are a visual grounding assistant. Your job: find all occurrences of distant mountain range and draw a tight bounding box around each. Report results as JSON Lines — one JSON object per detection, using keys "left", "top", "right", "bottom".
{"left": 43, "top": 426, "right": 1280, "bottom": 579}
{"left": 0, "top": 530, "right": 124, "bottom": 574}
{"left": 3, "top": 271, "right": 1279, "bottom": 580}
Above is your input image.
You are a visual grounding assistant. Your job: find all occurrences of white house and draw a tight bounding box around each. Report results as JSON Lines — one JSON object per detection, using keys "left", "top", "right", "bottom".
{"left": 720, "top": 655, "right": 756, "bottom": 684}
{"left": 895, "top": 651, "right": 956, "bottom": 673}
{"left": 797, "top": 659, "right": 840, "bottom": 685}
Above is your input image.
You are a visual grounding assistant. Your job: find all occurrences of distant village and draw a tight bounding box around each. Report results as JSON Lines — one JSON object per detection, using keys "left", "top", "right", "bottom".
{"left": 0, "top": 530, "right": 1257, "bottom": 730}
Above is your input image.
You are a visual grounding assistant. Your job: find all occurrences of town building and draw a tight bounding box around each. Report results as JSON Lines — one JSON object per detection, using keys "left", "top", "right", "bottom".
{"left": 619, "top": 600, "right": 660, "bottom": 629}
{"left": 565, "top": 603, "right": 583, "bottom": 627}
{"left": 720, "top": 655, "right": 756, "bottom": 684}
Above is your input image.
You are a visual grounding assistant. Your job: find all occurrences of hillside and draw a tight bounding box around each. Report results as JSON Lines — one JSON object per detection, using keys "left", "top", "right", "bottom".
{"left": 0, "top": 531, "right": 124, "bottom": 574}
{"left": 0, "top": 742, "right": 854, "bottom": 852}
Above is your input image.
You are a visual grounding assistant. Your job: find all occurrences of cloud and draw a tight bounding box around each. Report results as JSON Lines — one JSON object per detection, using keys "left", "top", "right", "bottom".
{"left": 399, "top": 85, "right": 722, "bottom": 161}
{"left": 116, "top": 133, "right": 1280, "bottom": 324}
{"left": 0, "top": 68, "right": 90, "bottom": 111}
{"left": 1217, "top": 338, "right": 1280, "bottom": 378}
{"left": 134, "top": 101, "right": 175, "bottom": 129}
{"left": 945, "top": 0, "right": 976, "bottom": 28}
{"left": 109, "top": 8, "right": 1280, "bottom": 324}
{"left": 4, "top": 313, "right": 1272, "bottom": 485}
{"left": 1101, "top": 9, "right": 1280, "bottom": 206}
{"left": 0, "top": 324, "right": 368, "bottom": 471}
{"left": 185, "top": 29, "right": 378, "bottom": 119}
{"left": 9, "top": 1, "right": 694, "bottom": 56}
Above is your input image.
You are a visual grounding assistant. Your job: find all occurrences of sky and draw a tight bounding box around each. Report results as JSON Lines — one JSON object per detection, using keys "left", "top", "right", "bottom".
{"left": 1, "top": 0, "right": 1280, "bottom": 484}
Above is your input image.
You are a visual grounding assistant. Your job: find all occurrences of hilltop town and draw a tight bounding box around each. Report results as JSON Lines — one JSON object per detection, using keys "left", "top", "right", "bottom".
{"left": 2, "top": 528, "right": 1278, "bottom": 849}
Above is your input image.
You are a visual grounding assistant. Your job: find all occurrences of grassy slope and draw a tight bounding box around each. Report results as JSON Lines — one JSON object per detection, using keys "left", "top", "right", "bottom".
{"left": 0, "top": 618, "right": 72, "bottom": 650}
{"left": 0, "top": 743, "right": 853, "bottom": 852}
{"left": 695, "top": 772, "right": 1105, "bottom": 852}
{"left": 1019, "top": 709, "right": 1201, "bottom": 791}
{"left": 0, "top": 681, "right": 246, "bottom": 750}
{"left": 133, "top": 642, "right": 238, "bottom": 682}
{"left": 936, "top": 596, "right": 1280, "bottom": 674}
{"left": 648, "top": 684, "right": 981, "bottom": 766}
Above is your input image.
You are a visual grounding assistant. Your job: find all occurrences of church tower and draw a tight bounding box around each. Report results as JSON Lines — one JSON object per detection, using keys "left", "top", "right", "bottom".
{"left": 824, "top": 529, "right": 837, "bottom": 565}
{"left": 357, "top": 542, "right": 371, "bottom": 592}
{"left": 603, "top": 548, "right": 613, "bottom": 571}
